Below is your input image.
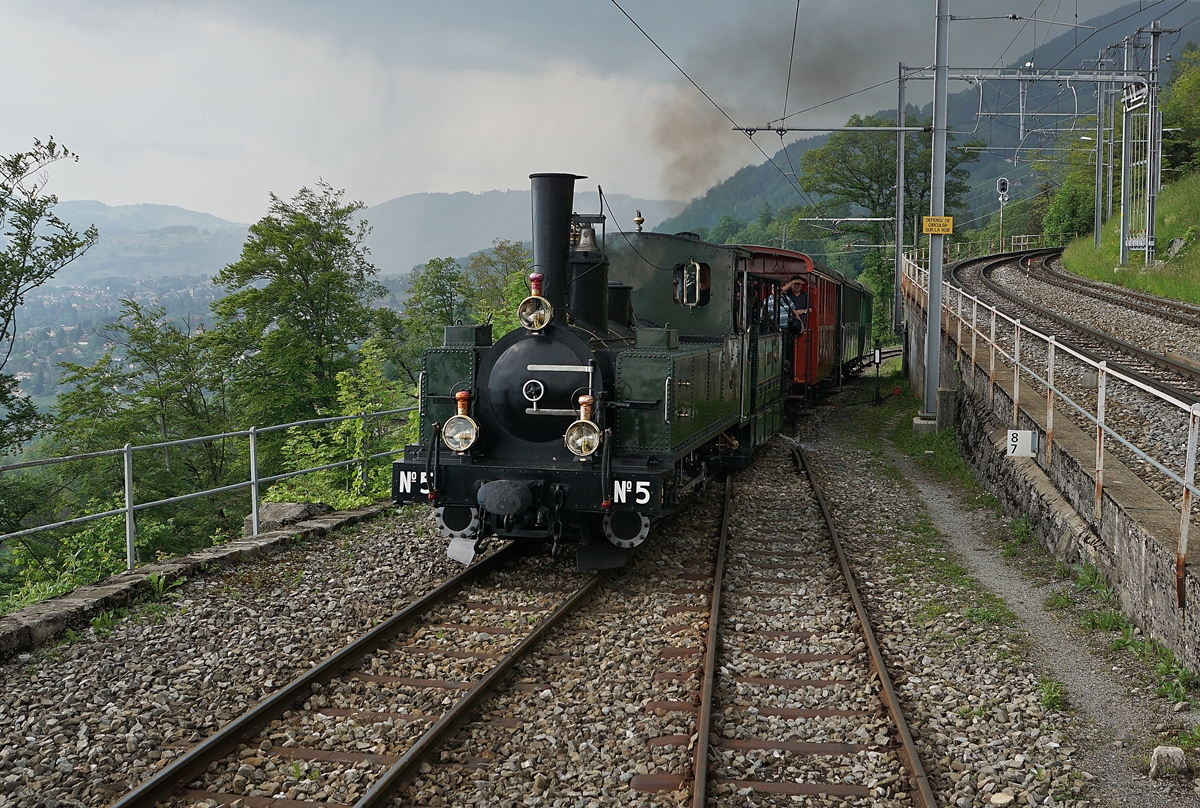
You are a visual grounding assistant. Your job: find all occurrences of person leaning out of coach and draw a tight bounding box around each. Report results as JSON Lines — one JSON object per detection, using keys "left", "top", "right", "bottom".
{"left": 780, "top": 275, "right": 810, "bottom": 335}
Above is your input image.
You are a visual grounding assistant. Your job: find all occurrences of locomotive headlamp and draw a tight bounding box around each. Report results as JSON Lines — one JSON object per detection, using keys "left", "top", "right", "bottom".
{"left": 518, "top": 272, "right": 554, "bottom": 331}
{"left": 443, "top": 391, "right": 479, "bottom": 453}
{"left": 564, "top": 395, "right": 601, "bottom": 458}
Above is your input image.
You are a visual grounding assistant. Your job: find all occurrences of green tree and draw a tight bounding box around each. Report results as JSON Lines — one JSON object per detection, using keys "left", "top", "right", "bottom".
{"left": 1163, "top": 42, "right": 1200, "bottom": 175}
{"left": 52, "top": 301, "right": 236, "bottom": 539}
{"left": 800, "top": 114, "right": 977, "bottom": 336}
{"left": 756, "top": 200, "right": 774, "bottom": 227}
{"left": 709, "top": 215, "right": 747, "bottom": 244}
{"left": 374, "top": 257, "right": 469, "bottom": 390}
{"left": 1042, "top": 180, "right": 1093, "bottom": 237}
{"left": 207, "top": 181, "right": 385, "bottom": 427}
{"left": 0, "top": 139, "right": 97, "bottom": 455}
{"left": 802, "top": 114, "right": 977, "bottom": 247}
{"left": 403, "top": 257, "right": 468, "bottom": 345}
{"left": 463, "top": 238, "right": 531, "bottom": 336}
{"left": 1025, "top": 122, "right": 1096, "bottom": 239}
{"left": 265, "top": 339, "right": 405, "bottom": 508}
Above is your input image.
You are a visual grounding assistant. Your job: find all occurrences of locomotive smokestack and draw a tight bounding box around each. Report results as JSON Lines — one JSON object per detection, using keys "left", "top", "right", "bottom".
{"left": 530, "top": 173, "right": 583, "bottom": 310}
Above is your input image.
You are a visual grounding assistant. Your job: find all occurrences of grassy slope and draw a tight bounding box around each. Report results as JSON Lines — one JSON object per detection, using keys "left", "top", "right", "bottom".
{"left": 1061, "top": 171, "right": 1200, "bottom": 305}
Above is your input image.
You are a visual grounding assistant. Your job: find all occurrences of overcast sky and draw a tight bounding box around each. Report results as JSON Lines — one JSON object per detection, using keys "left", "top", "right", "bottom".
{"left": 0, "top": 1, "right": 1159, "bottom": 222}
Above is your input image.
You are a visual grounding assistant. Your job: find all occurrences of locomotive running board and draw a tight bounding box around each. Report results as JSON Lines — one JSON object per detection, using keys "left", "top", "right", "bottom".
{"left": 576, "top": 543, "right": 628, "bottom": 572}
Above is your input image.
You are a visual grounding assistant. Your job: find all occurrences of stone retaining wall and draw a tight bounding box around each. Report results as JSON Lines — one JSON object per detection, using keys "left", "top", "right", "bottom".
{"left": 0, "top": 504, "right": 390, "bottom": 662}
{"left": 904, "top": 296, "right": 1200, "bottom": 670}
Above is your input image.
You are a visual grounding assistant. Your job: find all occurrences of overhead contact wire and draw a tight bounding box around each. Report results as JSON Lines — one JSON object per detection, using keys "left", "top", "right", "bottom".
{"left": 608, "top": 0, "right": 815, "bottom": 208}
{"left": 782, "top": 0, "right": 801, "bottom": 121}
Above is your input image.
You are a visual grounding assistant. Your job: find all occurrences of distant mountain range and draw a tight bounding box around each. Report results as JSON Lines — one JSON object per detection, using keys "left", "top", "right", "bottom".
{"left": 45, "top": 2, "right": 1177, "bottom": 285}
{"left": 51, "top": 201, "right": 249, "bottom": 285}
{"left": 48, "top": 192, "right": 685, "bottom": 285}
{"left": 363, "top": 190, "right": 683, "bottom": 276}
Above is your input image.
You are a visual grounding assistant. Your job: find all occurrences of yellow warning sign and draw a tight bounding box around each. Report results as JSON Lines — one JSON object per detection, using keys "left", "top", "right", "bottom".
{"left": 922, "top": 215, "right": 953, "bottom": 235}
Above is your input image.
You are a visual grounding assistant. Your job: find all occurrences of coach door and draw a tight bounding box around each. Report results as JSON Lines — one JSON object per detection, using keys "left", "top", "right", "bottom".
{"left": 735, "top": 267, "right": 749, "bottom": 422}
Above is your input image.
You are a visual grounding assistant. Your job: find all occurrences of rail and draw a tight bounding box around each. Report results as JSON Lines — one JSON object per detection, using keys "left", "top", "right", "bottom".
{"left": 902, "top": 250, "right": 1200, "bottom": 607}
{"left": 904, "top": 233, "right": 1074, "bottom": 269}
{"left": 793, "top": 446, "right": 935, "bottom": 808}
{"left": 0, "top": 406, "right": 416, "bottom": 571}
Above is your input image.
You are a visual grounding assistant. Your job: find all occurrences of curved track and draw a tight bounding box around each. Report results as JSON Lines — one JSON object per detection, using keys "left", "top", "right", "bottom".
{"left": 941, "top": 247, "right": 1200, "bottom": 522}
{"left": 1028, "top": 256, "right": 1200, "bottom": 328}
{"left": 950, "top": 250, "right": 1200, "bottom": 406}
{"left": 110, "top": 545, "right": 607, "bottom": 808}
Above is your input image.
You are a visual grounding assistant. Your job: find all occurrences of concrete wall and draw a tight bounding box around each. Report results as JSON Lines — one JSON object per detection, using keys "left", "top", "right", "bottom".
{"left": 904, "top": 294, "right": 1200, "bottom": 670}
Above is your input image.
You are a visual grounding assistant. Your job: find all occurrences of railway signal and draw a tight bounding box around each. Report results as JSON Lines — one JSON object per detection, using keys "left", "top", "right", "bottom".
{"left": 998, "top": 178, "right": 1010, "bottom": 245}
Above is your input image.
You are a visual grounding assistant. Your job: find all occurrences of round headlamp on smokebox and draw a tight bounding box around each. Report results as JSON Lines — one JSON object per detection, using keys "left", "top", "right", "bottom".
{"left": 564, "top": 419, "right": 601, "bottom": 457}
{"left": 517, "top": 296, "right": 554, "bottom": 331}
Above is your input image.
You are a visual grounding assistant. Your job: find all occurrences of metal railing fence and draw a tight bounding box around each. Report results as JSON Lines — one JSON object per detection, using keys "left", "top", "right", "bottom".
{"left": 904, "top": 233, "right": 1074, "bottom": 269}
{"left": 0, "top": 407, "right": 416, "bottom": 570}
{"left": 902, "top": 251, "right": 1199, "bottom": 606}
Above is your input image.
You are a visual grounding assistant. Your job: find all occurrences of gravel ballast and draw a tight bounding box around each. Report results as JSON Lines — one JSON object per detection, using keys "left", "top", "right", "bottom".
{"left": 0, "top": 508, "right": 451, "bottom": 807}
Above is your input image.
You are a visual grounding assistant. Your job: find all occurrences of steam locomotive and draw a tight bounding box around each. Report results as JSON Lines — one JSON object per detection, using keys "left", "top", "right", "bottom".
{"left": 392, "top": 173, "right": 872, "bottom": 570}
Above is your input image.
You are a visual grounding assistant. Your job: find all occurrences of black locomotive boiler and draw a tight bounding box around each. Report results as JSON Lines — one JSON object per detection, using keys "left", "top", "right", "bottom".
{"left": 394, "top": 172, "right": 805, "bottom": 569}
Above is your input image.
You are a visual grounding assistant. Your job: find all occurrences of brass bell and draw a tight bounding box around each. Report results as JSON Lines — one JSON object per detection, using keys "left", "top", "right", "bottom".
{"left": 576, "top": 224, "right": 599, "bottom": 253}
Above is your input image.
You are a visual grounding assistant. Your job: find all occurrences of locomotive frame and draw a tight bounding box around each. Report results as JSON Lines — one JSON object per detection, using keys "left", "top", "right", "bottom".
{"left": 393, "top": 173, "right": 872, "bottom": 570}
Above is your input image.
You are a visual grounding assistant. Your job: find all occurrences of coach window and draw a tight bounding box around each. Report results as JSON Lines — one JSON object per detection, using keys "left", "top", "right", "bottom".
{"left": 673, "top": 261, "right": 711, "bottom": 307}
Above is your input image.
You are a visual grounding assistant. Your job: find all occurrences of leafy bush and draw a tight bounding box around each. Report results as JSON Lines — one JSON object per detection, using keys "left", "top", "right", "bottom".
{"left": 265, "top": 339, "right": 410, "bottom": 509}
{"left": 0, "top": 508, "right": 175, "bottom": 616}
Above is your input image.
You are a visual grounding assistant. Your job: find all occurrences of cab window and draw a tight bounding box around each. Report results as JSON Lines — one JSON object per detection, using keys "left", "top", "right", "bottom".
{"left": 673, "top": 261, "right": 711, "bottom": 307}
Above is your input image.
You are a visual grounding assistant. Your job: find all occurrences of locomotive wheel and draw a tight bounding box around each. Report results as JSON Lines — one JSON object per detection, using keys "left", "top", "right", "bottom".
{"left": 435, "top": 506, "right": 481, "bottom": 540}
{"left": 603, "top": 511, "right": 651, "bottom": 549}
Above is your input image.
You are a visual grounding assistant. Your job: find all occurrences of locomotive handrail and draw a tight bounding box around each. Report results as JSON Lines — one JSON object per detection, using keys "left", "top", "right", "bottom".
{"left": 0, "top": 405, "right": 417, "bottom": 572}
{"left": 903, "top": 248, "right": 1200, "bottom": 607}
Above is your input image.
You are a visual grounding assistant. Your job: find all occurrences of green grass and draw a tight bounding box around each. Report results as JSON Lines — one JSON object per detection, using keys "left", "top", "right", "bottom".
{"left": 1170, "top": 725, "right": 1200, "bottom": 754}
{"left": 1001, "top": 516, "right": 1037, "bottom": 558}
{"left": 835, "top": 359, "right": 983, "bottom": 498}
{"left": 1049, "top": 561, "right": 1200, "bottom": 705}
{"left": 965, "top": 603, "right": 1014, "bottom": 625}
{"left": 1062, "top": 171, "right": 1200, "bottom": 303}
{"left": 1080, "top": 609, "right": 1131, "bottom": 632}
{"left": 1038, "top": 676, "right": 1067, "bottom": 710}
{"left": 90, "top": 608, "right": 124, "bottom": 637}
{"left": 1109, "top": 629, "right": 1199, "bottom": 703}
{"left": 1075, "top": 562, "right": 1120, "bottom": 607}
{"left": 1044, "top": 589, "right": 1074, "bottom": 610}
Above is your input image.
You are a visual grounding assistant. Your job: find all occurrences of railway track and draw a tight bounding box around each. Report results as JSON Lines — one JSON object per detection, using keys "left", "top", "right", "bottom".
{"left": 111, "top": 544, "right": 607, "bottom": 808}
{"left": 632, "top": 448, "right": 933, "bottom": 805}
{"left": 1028, "top": 254, "right": 1200, "bottom": 329}
{"left": 950, "top": 251, "right": 1200, "bottom": 406}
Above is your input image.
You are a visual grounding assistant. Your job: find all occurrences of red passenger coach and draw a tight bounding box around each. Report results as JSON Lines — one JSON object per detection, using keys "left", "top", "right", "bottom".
{"left": 741, "top": 245, "right": 873, "bottom": 393}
